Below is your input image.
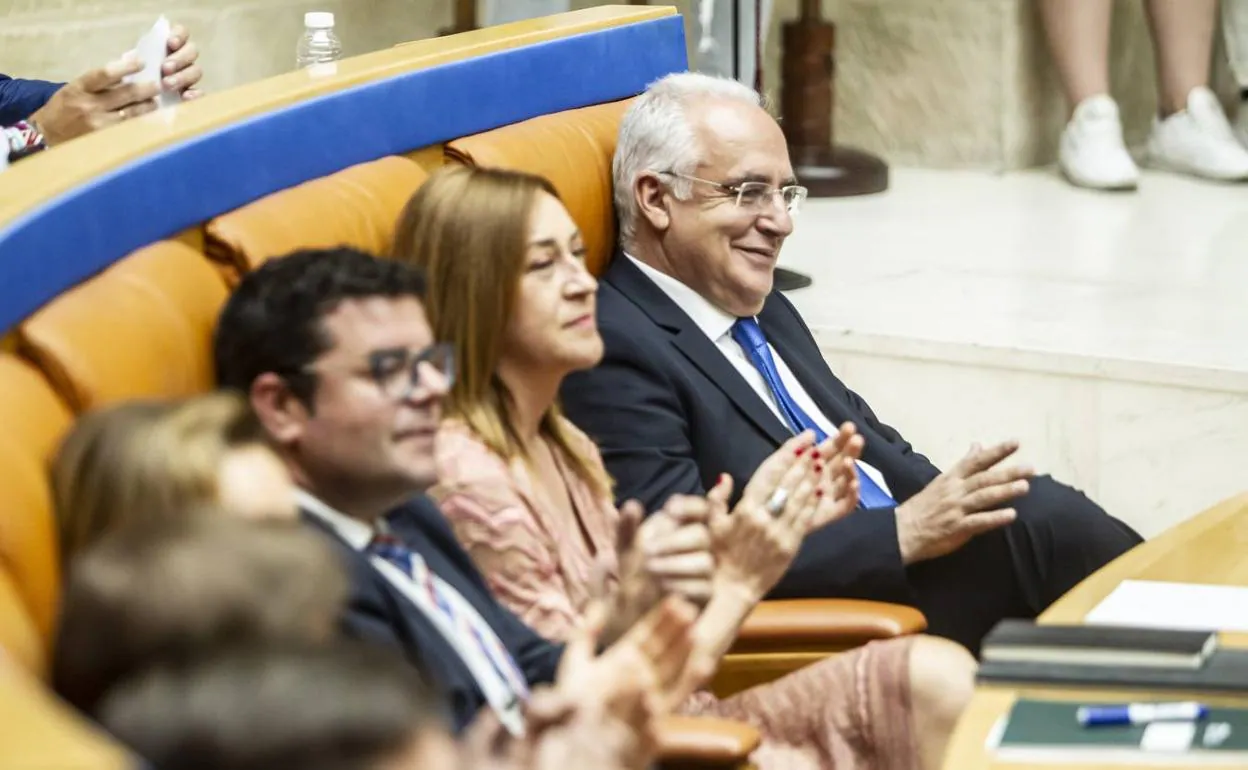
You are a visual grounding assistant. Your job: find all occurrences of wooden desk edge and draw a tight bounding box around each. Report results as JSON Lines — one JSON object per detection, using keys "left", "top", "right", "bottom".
{"left": 943, "top": 492, "right": 1248, "bottom": 770}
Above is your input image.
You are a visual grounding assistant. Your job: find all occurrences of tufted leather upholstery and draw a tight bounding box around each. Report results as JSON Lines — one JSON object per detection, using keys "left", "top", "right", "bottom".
{"left": 0, "top": 354, "right": 73, "bottom": 661}
{"left": 446, "top": 98, "right": 632, "bottom": 277}
{"left": 17, "top": 241, "right": 229, "bottom": 414}
{"left": 205, "top": 156, "right": 430, "bottom": 280}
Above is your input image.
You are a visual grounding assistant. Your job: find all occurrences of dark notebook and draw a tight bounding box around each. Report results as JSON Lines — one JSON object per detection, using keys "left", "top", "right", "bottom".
{"left": 978, "top": 649, "right": 1248, "bottom": 693}
{"left": 993, "top": 698, "right": 1248, "bottom": 764}
{"left": 982, "top": 620, "right": 1219, "bottom": 670}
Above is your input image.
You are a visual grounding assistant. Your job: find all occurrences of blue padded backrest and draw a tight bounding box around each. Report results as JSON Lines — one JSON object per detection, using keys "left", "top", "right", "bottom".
{"left": 0, "top": 15, "right": 686, "bottom": 333}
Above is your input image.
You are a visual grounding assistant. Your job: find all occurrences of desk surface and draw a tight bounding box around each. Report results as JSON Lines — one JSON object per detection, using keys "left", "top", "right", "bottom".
{"left": 943, "top": 492, "right": 1248, "bottom": 770}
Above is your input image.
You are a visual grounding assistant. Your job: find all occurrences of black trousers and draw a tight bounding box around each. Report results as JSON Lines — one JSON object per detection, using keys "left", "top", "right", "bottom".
{"left": 907, "top": 475, "right": 1143, "bottom": 654}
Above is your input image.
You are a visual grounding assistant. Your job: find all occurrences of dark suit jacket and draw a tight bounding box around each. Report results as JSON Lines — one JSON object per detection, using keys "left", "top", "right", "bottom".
{"left": 302, "top": 494, "right": 564, "bottom": 734}
{"left": 0, "top": 75, "right": 62, "bottom": 126}
{"left": 561, "top": 255, "right": 950, "bottom": 605}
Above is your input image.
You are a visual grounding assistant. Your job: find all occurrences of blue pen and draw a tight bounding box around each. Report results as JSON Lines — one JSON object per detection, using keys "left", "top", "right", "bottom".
{"left": 1077, "top": 702, "right": 1209, "bottom": 727}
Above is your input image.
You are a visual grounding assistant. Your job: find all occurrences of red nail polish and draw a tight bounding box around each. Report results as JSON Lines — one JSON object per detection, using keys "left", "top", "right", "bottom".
{"left": 816, "top": 488, "right": 824, "bottom": 497}
{"left": 795, "top": 447, "right": 805, "bottom": 456}
{"left": 814, "top": 463, "right": 823, "bottom": 473}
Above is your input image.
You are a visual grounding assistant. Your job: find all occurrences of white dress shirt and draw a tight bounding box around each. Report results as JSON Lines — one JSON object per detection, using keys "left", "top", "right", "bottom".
{"left": 298, "top": 490, "right": 528, "bottom": 736}
{"left": 625, "top": 255, "right": 892, "bottom": 497}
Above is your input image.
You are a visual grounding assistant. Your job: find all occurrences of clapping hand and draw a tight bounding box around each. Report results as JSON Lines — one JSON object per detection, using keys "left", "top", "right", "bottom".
{"left": 895, "top": 440, "right": 1032, "bottom": 564}
{"left": 706, "top": 426, "right": 863, "bottom": 603}
{"left": 705, "top": 431, "right": 823, "bottom": 604}
{"left": 602, "top": 496, "right": 714, "bottom": 647}
{"left": 803, "top": 421, "right": 864, "bottom": 532}
{"left": 462, "top": 601, "right": 667, "bottom": 770}
{"left": 632, "top": 495, "right": 715, "bottom": 605}
{"left": 561, "top": 594, "right": 707, "bottom": 717}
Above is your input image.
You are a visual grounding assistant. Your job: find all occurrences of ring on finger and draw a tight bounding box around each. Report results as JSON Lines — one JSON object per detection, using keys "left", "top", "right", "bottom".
{"left": 764, "top": 488, "right": 789, "bottom": 518}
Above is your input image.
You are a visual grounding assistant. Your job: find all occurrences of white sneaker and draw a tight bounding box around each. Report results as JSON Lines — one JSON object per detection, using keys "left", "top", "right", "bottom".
{"left": 1058, "top": 95, "right": 1140, "bottom": 191}
{"left": 1147, "top": 87, "right": 1248, "bottom": 182}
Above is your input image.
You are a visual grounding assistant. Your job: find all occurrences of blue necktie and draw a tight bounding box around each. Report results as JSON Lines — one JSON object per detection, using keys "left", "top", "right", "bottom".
{"left": 731, "top": 318, "right": 896, "bottom": 509}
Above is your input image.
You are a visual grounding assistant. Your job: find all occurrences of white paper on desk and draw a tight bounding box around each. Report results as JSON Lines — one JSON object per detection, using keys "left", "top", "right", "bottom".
{"left": 123, "top": 15, "right": 181, "bottom": 109}
{"left": 1084, "top": 580, "right": 1248, "bottom": 633}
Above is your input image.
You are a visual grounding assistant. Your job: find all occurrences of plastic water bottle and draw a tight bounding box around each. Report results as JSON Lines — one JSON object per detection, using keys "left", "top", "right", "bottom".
{"left": 296, "top": 11, "right": 342, "bottom": 69}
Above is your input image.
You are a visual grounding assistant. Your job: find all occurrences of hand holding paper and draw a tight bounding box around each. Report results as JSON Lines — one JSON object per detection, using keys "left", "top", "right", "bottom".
{"left": 122, "top": 16, "right": 182, "bottom": 109}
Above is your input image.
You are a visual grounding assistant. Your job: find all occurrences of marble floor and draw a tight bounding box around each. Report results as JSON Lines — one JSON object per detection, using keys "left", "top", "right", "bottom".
{"left": 779, "top": 168, "right": 1248, "bottom": 538}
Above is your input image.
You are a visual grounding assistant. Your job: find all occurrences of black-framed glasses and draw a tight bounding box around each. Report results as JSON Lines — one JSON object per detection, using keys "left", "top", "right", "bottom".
{"left": 295, "top": 343, "right": 456, "bottom": 401}
{"left": 658, "top": 171, "right": 808, "bottom": 215}
{"left": 367, "top": 343, "right": 455, "bottom": 401}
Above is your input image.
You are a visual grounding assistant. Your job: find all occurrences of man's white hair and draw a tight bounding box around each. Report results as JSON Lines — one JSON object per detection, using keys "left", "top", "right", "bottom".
{"left": 613, "top": 72, "right": 763, "bottom": 249}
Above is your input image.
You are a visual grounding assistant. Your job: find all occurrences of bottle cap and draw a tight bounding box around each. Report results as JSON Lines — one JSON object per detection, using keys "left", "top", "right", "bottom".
{"left": 305, "top": 11, "right": 335, "bottom": 29}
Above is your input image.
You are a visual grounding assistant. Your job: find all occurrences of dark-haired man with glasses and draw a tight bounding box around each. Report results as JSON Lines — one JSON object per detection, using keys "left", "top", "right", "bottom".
{"left": 560, "top": 72, "right": 1141, "bottom": 654}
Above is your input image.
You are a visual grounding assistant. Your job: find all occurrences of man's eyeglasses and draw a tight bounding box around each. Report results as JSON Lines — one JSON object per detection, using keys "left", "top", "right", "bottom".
{"left": 659, "top": 171, "right": 808, "bottom": 215}
{"left": 295, "top": 343, "right": 456, "bottom": 401}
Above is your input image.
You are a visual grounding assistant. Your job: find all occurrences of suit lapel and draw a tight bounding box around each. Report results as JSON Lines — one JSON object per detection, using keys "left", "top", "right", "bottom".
{"left": 606, "top": 256, "right": 793, "bottom": 447}
{"left": 759, "top": 298, "right": 902, "bottom": 475}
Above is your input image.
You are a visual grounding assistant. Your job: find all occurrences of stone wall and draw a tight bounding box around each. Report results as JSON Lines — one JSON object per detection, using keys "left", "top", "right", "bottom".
{"left": 761, "top": 0, "right": 1240, "bottom": 170}
{"left": 0, "top": 0, "right": 450, "bottom": 92}
{"left": 2, "top": 1, "right": 1238, "bottom": 169}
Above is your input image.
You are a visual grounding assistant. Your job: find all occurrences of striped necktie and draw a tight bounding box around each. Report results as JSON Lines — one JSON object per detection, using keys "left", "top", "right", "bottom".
{"left": 367, "top": 532, "right": 531, "bottom": 701}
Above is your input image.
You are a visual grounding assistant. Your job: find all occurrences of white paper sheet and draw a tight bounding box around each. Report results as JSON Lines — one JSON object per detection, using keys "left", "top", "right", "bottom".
{"left": 123, "top": 15, "right": 181, "bottom": 109}
{"left": 1084, "top": 580, "right": 1248, "bottom": 633}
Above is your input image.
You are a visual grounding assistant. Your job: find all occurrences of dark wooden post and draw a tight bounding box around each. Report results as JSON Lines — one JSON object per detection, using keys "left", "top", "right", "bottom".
{"left": 440, "top": 0, "right": 476, "bottom": 35}
{"left": 779, "top": 0, "right": 888, "bottom": 197}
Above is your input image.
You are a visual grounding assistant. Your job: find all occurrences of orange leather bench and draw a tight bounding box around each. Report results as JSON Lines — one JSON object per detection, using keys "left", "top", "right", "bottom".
{"left": 206, "top": 156, "right": 431, "bottom": 282}
{"left": 0, "top": 100, "right": 924, "bottom": 769}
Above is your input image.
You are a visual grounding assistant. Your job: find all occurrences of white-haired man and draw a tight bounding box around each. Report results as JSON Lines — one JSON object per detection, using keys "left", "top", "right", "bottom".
{"left": 560, "top": 72, "right": 1143, "bottom": 653}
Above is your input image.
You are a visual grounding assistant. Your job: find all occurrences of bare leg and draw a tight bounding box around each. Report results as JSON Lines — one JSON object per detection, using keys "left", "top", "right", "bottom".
{"left": 908, "top": 636, "right": 977, "bottom": 770}
{"left": 1039, "top": 0, "right": 1115, "bottom": 116}
{"left": 1145, "top": 0, "right": 1218, "bottom": 115}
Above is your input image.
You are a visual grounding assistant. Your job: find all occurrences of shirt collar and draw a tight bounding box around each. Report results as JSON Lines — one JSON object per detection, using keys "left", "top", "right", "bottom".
{"left": 296, "top": 489, "right": 375, "bottom": 551}
{"left": 624, "top": 253, "right": 739, "bottom": 342}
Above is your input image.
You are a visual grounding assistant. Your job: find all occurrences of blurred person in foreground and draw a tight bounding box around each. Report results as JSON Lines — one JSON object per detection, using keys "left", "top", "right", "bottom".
{"left": 52, "top": 514, "right": 346, "bottom": 718}
{"left": 51, "top": 392, "right": 296, "bottom": 567}
{"left": 102, "top": 632, "right": 661, "bottom": 770}
{"left": 100, "top": 642, "right": 457, "bottom": 770}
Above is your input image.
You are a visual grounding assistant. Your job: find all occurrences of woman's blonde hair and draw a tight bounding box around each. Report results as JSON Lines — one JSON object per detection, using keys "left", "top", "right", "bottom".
{"left": 51, "top": 392, "right": 269, "bottom": 565}
{"left": 392, "top": 165, "right": 611, "bottom": 498}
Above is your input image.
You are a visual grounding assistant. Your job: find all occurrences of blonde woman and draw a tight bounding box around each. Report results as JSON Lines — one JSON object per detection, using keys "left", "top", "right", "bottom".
{"left": 394, "top": 165, "right": 976, "bottom": 770}
{"left": 52, "top": 392, "right": 295, "bottom": 565}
